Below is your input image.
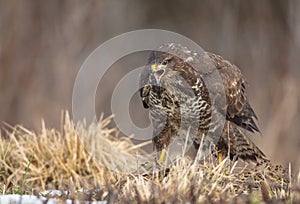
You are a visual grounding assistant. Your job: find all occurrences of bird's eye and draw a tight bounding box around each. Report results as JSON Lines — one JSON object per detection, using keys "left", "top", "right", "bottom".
{"left": 161, "top": 59, "right": 169, "bottom": 65}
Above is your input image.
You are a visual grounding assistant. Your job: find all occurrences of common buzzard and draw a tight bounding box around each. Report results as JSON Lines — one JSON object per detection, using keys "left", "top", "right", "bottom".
{"left": 139, "top": 43, "right": 268, "bottom": 165}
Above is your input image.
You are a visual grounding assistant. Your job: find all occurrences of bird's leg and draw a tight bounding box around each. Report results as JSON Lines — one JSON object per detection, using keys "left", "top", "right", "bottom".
{"left": 218, "top": 153, "right": 223, "bottom": 164}
{"left": 157, "top": 148, "right": 166, "bottom": 164}
{"left": 215, "top": 144, "right": 224, "bottom": 164}
{"left": 155, "top": 127, "right": 170, "bottom": 165}
{"left": 141, "top": 144, "right": 167, "bottom": 169}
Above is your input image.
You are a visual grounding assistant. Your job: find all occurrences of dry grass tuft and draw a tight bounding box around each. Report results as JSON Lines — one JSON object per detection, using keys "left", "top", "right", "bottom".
{"left": 0, "top": 112, "right": 143, "bottom": 192}
{"left": 0, "top": 112, "right": 299, "bottom": 203}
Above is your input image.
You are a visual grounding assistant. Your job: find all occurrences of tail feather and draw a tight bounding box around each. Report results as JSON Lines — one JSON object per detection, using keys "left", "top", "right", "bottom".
{"left": 233, "top": 125, "right": 269, "bottom": 165}
{"left": 219, "top": 122, "right": 269, "bottom": 165}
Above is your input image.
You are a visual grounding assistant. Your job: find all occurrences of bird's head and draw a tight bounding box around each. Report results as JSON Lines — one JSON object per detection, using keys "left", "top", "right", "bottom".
{"left": 148, "top": 52, "right": 182, "bottom": 84}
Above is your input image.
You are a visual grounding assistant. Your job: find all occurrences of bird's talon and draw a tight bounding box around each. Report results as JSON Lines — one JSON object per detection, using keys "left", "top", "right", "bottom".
{"left": 141, "top": 161, "right": 154, "bottom": 168}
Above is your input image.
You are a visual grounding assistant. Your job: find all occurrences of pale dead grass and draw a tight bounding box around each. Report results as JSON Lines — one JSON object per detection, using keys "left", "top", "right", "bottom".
{"left": 0, "top": 112, "right": 299, "bottom": 203}
{"left": 0, "top": 112, "right": 144, "bottom": 192}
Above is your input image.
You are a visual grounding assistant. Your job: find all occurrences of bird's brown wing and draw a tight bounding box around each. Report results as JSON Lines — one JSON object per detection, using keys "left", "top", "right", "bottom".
{"left": 207, "top": 53, "right": 259, "bottom": 133}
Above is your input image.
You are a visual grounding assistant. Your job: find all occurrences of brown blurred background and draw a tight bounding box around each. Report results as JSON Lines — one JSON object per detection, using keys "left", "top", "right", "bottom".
{"left": 0, "top": 1, "right": 299, "bottom": 169}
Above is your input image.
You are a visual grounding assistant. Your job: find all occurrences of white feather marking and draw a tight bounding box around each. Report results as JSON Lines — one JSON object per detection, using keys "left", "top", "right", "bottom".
{"left": 185, "top": 57, "right": 194, "bottom": 62}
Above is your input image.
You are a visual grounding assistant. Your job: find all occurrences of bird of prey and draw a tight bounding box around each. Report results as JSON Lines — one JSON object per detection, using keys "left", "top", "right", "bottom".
{"left": 139, "top": 43, "right": 269, "bottom": 165}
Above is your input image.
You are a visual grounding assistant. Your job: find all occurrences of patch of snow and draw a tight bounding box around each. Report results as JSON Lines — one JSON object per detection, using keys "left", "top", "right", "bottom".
{"left": 0, "top": 194, "right": 107, "bottom": 204}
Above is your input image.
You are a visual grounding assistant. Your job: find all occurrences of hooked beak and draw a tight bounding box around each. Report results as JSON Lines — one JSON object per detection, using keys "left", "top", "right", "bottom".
{"left": 151, "top": 64, "right": 165, "bottom": 84}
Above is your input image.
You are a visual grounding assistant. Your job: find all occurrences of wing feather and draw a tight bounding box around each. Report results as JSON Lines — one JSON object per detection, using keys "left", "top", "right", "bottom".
{"left": 207, "top": 53, "right": 259, "bottom": 133}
